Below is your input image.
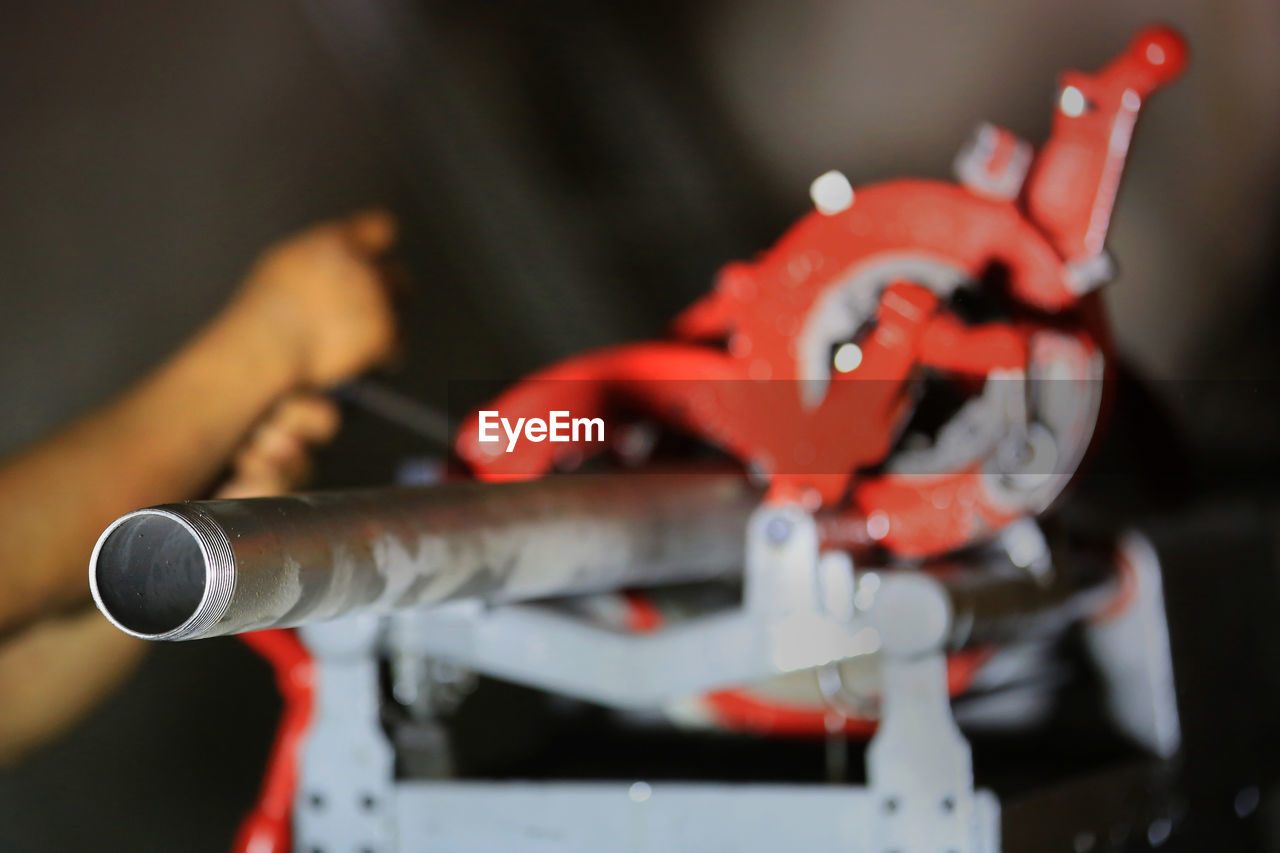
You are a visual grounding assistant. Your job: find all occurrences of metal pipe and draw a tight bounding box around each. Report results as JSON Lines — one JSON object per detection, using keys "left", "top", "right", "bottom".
{"left": 938, "top": 542, "right": 1120, "bottom": 648}
{"left": 90, "top": 473, "right": 758, "bottom": 641}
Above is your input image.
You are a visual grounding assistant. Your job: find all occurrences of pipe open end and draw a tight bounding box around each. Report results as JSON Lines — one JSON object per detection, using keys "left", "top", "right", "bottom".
{"left": 90, "top": 510, "right": 219, "bottom": 639}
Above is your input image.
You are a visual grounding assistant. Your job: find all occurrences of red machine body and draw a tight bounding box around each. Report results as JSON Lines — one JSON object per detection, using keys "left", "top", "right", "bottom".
{"left": 235, "top": 26, "right": 1185, "bottom": 853}
{"left": 458, "top": 27, "right": 1184, "bottom": 558}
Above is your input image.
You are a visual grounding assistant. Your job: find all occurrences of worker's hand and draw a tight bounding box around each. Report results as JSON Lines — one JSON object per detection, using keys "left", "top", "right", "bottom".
{"left": 224, "top": 210, "right": 400, "bottom": 390}
{"left": 215, "top": 393, "right": 341, "bottom": 499}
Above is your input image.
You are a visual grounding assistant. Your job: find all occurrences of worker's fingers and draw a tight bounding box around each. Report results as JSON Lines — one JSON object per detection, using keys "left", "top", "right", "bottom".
{"left": 240, "top": 431, "right": 312, "bottom": 482}
{"left": 229, "top": 460, "right": 311, "bottom": 498}
{"left": 264, "top": 394, "right": 341, "bottom": 446}
{"left": 215, "top": 394, "right": 338, "bottom": 499}
{"left": 236, "top": 396, "right": 336, "bottom": 474}
{"left": 218, "top": 446, "right": 313, "bottom": 499}
{"left": 342, "top": 209, "right": 397, "bottom": 256}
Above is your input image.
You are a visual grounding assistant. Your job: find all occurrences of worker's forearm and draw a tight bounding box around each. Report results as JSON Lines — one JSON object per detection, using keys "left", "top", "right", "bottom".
{"left": 0, "top": 604, "right": 146, "bottom": 765}
{"left": 0, "top": 304, "right": 299, "bottom": 632}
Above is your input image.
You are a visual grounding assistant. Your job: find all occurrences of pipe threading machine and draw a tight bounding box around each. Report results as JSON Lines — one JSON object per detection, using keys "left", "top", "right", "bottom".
{"left": 91, "top": 26, "right": 1187, "bottom": 853}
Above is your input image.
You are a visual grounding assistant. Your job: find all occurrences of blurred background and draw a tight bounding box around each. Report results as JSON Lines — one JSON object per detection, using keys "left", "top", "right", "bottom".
{"left": 1, "top": 1, "right": 1278, "bottom": 850}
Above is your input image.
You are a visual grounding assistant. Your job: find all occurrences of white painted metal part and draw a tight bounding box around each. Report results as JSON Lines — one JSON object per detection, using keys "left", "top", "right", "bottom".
{"left": 294, "top": 503, "right": 1002, "bottom": 851}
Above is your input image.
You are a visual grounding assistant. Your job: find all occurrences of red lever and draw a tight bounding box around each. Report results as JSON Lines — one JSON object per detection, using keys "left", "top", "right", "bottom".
{"left": 231, "top": 630, "right": 314, "bottom": 853}
{"left": 1024, "top": 25, "right": 1188, "bottom": 264}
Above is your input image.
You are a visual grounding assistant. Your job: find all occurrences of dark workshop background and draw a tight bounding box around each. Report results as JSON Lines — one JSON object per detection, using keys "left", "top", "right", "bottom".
{"left": 1, "top": 1, "right": 1279, "bottom": 851}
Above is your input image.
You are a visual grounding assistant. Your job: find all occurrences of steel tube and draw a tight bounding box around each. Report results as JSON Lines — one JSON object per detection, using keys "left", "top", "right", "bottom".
{"left": 90, "top": 473, "right": 758, "bottom": 641}
{"left": 938, "top": 543, "right": 1120, "bottom": 648}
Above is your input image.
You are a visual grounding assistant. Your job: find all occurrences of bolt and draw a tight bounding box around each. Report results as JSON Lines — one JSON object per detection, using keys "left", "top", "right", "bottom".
{"left": 810, "top": 170, "right": 855, "bottom": 215}
{"left": 765, "top": 516, "right": 793, "bottom": 545}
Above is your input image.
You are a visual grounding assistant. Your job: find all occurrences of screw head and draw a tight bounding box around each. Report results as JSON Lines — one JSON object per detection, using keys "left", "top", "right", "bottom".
{"left": 765, "top": 516, "right": 793, "bottom": 544}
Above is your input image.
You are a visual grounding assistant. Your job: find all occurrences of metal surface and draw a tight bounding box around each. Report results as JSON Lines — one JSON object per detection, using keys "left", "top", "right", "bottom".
{"left": 90, "top": 473, "right": 757, "bottom": 640}
{"left": 940, "top": 544, "right": 1120, "bottom": 648}
{"left": 867, "top": 573, "right": 991, "bottom": 853}
{"left": 288, "top": 502, "right": 1002, "bottom": 852}
{"left": 249, "top": 507, "right": 1164, "bottom": 853}
{"left": 387, "top": 507, "right": 1120, "bottom": 710}
{"left": 1025, "top": 26, "right": 1187, "bottom": 265}
{"left": 388, "top": 503, "right": 857, "bottom": 708}
{"left": 233, "top": 629, "right": 314, "bottom": 853}
{"left": 294, "top": 616, "right": 395, "bottom": 853}
{"left": 692, "top": 517, "right": 1119, "bottom": 736}
{"left": 1084, "top": 532, "right": 1181, "bottom": 758}
{"left": 388, "top": 782, "right": 1000, "bottom": 853}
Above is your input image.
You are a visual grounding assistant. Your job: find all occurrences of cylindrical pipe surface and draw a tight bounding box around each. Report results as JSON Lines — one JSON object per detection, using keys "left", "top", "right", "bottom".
{"left": 938, "top": 541, "right": 1120, "bottom": 647}
{"left": 90, "top": 473, "right": 758, "bottom": 641}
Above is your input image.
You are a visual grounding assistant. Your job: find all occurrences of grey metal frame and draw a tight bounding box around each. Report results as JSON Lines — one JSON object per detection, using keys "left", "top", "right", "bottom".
{"left": 293, "top": 504, "right": 1002, "bottom": 852}
{"left": 289, "top": 502, "right": 1181, "bottom": 852}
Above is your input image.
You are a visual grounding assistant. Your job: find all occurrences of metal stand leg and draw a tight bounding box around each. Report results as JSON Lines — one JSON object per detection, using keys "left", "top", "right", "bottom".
{"left": 1084, "top": 532, "right": 1181, "bottom": 758}
{"left": 865, "top": 572, "right": 1000, "bottom": 853}
{"left": 286, "top": 504, "right": 1002, "bottom": 852}
{"left": 295, "top": 616, "right": 397, "bottom": 853}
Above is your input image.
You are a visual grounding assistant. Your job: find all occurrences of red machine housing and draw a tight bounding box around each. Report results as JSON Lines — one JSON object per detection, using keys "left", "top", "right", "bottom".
{"left": 457, "top": 26, "right": 1185, "bottom": 557}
